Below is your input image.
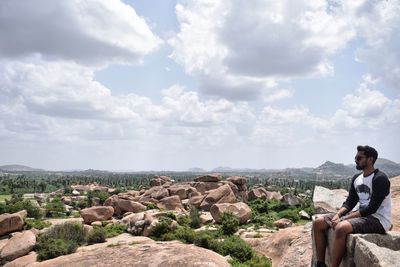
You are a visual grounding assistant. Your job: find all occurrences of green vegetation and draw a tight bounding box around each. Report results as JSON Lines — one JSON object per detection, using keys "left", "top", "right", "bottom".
{"left": 220, "top": 212, "right": 240, "bottom": 236}
{"left": 25, "top": 218, "right": 51, "bottom": 230}
{"left": 0, "top": 194, "right": 11, "bottom": 203}
{"left": 189, "top": 207, "right": 201, "bottom": 229}
{"left": 0, "top": 194, "right": 42, "bottom": 218}
{"left": 86, "top": 227, "right": 106, "bottom": 244}
{"left": 104, "top": 223, "right": 127, "bottom": 238}
{"left": 87, "top": 190, "right": 110, "bottom": 205}
{"left": 35, "top": 222, "right": 87, "bottom": 261}
{"left": 45, "top": 198, "right": 67, "bottom": 217}
{"left": 151, "top": 217, "right": 173, "bottom": 238}
{"left": 146, "top": 203, "right": 158, "bottom": 210}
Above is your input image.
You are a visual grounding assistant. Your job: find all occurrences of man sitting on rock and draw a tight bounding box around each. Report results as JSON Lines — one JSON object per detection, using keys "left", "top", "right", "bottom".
{"left": 312, "top": 145, "right": 392, "bottom": 267}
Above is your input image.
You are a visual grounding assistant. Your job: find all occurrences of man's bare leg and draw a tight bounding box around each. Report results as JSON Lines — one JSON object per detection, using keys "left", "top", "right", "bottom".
{"left": 312, "top": 216, "right": 330, "bottom": 263}
{"left": 331, "top": 221, "right": 353, "bottom": 267}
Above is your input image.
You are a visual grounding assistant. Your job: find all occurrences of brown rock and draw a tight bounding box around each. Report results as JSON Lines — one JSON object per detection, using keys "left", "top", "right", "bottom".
{"left": 0, "top": 212, "right": 25, "bottom": 236}
{"left": 80, "top": 206, "right": 114, "bottom": 224}
{"left": 226, "top": 176, "right": 247, "bottom": 186}
{"left": 199, "top": 184, "right": 236, "bottom": 211}
{"left": 0, "top": 231, "right": 36, "bottom": 263}
{"left": 150, "top": 175, "right": 172, "bottom": 187}
{"left": 104, "top": 196, "right": 146, "bottom": 216}
{"left": 189, "top": 195, "right": 206, "bottom": 208}
{"left": 169, "top": 185, "right": 197, "bottom": 200}
{"left": 248, "top": 187, "right": 269, "bottom": 201}
{"left": 274, "top": 218, "right": 294, "bottom": 229}
{"left": 246, "top": 225, "right": 312, "bottom": 267}
{"left": 390, "top": 176, "right": 400, "bottom": 231}
{"left": 199, "top": 212, "right": 214, "bottom": 224}
{"left": 194, "top": 173, "right": 222, "bottom": 182}
{"left": 4, "top": 251, "right": 37, "bottom": 267}
{"left": 30, "top": 241, "right": 230, "bottom": 267}
{"left": 282, "top": 194, "right": 301, "bottom": 206}
{"left": 210, "top": 202, "right": 252, "bottom": 224}
{"left": 157, "top": 196, "right": 184, "bottom": 212}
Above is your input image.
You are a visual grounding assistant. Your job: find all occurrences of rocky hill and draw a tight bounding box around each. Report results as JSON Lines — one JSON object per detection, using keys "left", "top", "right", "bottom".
{"left": 0, "top": 164, "right": 45, "bottom": 172}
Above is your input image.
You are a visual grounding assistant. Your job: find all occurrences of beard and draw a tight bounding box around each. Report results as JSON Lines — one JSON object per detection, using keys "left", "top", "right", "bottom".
{"left": 356, "top": 164, "right": 364, "bottom": 170}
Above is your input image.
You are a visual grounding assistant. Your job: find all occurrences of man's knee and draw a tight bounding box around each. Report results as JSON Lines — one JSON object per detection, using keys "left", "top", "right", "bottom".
{"left": 313, "top": 216, "right": 328, "bottom": 232}
{"left": 334, "top": 221, "right": 352, "bottom": 238}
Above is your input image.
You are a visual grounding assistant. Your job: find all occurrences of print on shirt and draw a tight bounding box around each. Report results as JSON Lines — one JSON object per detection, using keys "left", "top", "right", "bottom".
{"left": 356, "top": 184, "right": 371, "bottom": 207}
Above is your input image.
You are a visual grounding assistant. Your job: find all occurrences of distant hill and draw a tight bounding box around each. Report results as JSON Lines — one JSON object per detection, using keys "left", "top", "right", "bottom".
{"left": 375, "top": 158, "right": 400, "bottom": 177}
{"left": 313, "top": 161, "right": 354, "bottom": 176}
{"left": 0, "top": 164, "right": 45, "bottom": 172}
{"left": 187, "top": 167, "right": 207, "bottom": 172}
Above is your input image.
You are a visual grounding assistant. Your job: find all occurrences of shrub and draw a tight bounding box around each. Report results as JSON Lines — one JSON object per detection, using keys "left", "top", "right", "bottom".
{"left": 248, "top": 199, "right": 269, "bottom": 214}
{"left": 230, "top": 254, "right": 272, "bottom": 267}
{"left": 25, "top": 218, "right": 51, "bottom": 230}
{"left": 87, "top": 227, "right": 106, "bottom": 244}
{"left": 189, "top": 207, "right": 201, "bottom": 229}
{"left": 151, "top": 217, "right": 172, "bottom": 238}
{"left": 165, "top": 212, "right": 177, "bottom": 220}
{"left": 218, "top": 235, "right": 253, "bottom": 262}
{"left": 87, "top": 191, "right": 110, "bottom": 205}
{"left": 173, "top": 226, "right": 195, "bottom": 244}
{"left": 267, "top": 200, "right": 288, "bottom": 212}
{"left": 43, "top": 222, "right": 87, "bottom": 245}
{"left": 251, "top": 213, "right": 278, "bottom": 228}
{"left": 193, "top": 231, "right": 216, "bottom": 249}
{"left": 177, "top": 214, "right": 191, "bottom": 227}
{"left": 45, "top": 198, "right": 66, "bottom": 217}
{"left": 277, "top": 209, "right": 300, "bottom": 222}
{"left": 146, "top": 203, "right": 158, "bottom": 210}
{"left": 220, "top": 212, "right": 239, "bottom": 236}
{"left": 74, "top": 200, "right": 89, "bottom": 210}
{"left": 4, "top": 195, "right": 42, "bottom": 219}
{"left": 36, "top": 237, "right": 78, "bottom": 261}
{"left": 104, "top": 223, "right": 127, "bottom": 238}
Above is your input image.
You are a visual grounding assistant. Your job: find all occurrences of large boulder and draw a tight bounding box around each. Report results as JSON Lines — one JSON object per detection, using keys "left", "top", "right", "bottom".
{"left": 104, "top": 196, "right": 146, "bottom": 216}
{"left": 168, "top": 185, "right": 197, "bottom": 200}
{"left": 150, "top": 176, "right": 172, "bottom": 187}
{"left": 248, "top": 187, "right": 269, "bottom": 201}
{"left": 312, "top": 186, "right": 348, "bottom": 214}
{"left": 246, "top": 224, "right": 312, "bottom": 267}
{"left": 3, "top": 251, "right": 37, "bottom": 267}
{"left": 30, "top": 241, "right": 231, "bottom": 267}
{"left": 0, "top": 231, "right": 36, "bottom": 263}
{"left": 194, "top": 173, "right": 222, "bottom": 182}
{"left": 210, "top": 202, "right": 251, "bottom": 224}
{"left": 0, "top": 212, "right": 25, "bottom": 236}
{"left": 226, "top": 176, "right": 247, "bottom": 186}
{"left": 199, "top": 184, "right": 236, "bottom": 211}
{"left": 282, "top": 194, "right": 301, "bottom": 206}
{"left": 80, "top": 206, "right": 114, "bottom": 224}
{"left": 157, "top": 196, "right": 184, "bottom": 212}
{"left": 390, "top": 176, "right": 400, "bottom": 231}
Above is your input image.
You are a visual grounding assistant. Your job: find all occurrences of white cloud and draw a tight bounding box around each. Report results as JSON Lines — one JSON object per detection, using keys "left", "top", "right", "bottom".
{"left": 0, "top": 0, "right": 162, "bottom": 66}
{"left": 169, "top": 0, "right": 355, "bottom": 100}
{"left": 352, "top": 0, "right": 400, "bottom": 92}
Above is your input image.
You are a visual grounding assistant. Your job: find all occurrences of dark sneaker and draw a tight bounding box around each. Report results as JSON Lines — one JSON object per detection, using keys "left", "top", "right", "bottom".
{"left": 314, "top": 262, "right": 327, "bottom": 267}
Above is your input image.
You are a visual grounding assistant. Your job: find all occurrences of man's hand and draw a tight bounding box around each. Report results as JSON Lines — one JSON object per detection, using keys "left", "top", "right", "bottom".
{"left": 331, "top": 213, "right": 341, "bottom": 229}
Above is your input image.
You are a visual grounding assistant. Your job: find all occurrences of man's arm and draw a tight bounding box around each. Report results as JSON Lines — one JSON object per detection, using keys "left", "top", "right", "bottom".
{"left": 341, "top": 174, "right": 359, "bottom": 214}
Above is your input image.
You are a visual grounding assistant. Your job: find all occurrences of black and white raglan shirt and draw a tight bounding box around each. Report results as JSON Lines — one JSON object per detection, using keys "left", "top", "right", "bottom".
{"left": 342, "top": 169, "right": 392, "bottom": 231}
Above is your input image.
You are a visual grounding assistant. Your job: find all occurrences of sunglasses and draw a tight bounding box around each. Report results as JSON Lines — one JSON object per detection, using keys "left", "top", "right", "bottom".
{"left": 355, "top": 155, "right": 366, "bottom": 161}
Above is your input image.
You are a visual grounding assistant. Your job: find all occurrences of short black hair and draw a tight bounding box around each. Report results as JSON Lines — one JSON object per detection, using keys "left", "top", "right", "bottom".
{"left": 357, "top": 145, "right": 378, "bottom": 164}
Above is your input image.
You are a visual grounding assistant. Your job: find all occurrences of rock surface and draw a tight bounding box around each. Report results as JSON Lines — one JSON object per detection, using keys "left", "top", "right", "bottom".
{"left": 157, "top": 195, "right": 184, "bottom": 211}
{"left": 313, "top": 186, "right": 348, "bottom": 213}
{"left": 390, "top": 176, "right": 400, "bottom": 231}
{"left": 80, "top": 206, "right": 114, "bottom": 224}
{"left": 246, "top": 224, "right": 312, "bottom": 267}
{"left": 0, "top": 212, "right": 25, "bottom": 236}
{"left": 200, "top": 184, "right": 236, "bottom": 211}
{"left": 0, "top": 231, "right": 36, "bottom": 263}
{"left": 210, "top": 202, "right": 251, "bottom": 224}
{"left": 30, "top": 241, "right": 230, "bottom": 267}
{"left": 4, "top": 252, "right": 37, "bottom": 267}
{"left": 274, "top": 218, "right": 294, "bottom": 229}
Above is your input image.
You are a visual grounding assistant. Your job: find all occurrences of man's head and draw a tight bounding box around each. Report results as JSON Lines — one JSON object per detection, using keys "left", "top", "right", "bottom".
{"left": 355, "top": 145, "right": 378, "bottom": 170}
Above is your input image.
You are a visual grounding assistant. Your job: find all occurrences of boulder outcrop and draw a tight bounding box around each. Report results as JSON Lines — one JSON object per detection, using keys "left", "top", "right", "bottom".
{"left": 157, "top": 195, "right": 184, "bottom": 212}
{"left": 0, "top": 230, "right": 36, "bottom": 263}
{"left": 312, "top": 186, "right": 348, "bottom": 213}
{"left": 0, "top": 211, "right": 25, "bottom": 236}
{"left": 104, "top": 195, "right": 146, "bottom": 216}
{"left": 200, "top": 184, "right": 236, "bottom": 211}
{"left": 80, "top": 206, "right": 114, "bottom": 224}
{"left": 29, "top": 241, "right": 231, "bottom": 267}
{"left": 210, "top": 202, "right": 251, "bottom": 224}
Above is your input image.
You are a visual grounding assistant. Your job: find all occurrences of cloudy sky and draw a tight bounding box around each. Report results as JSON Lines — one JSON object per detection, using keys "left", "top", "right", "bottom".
{"left": 1, "top": 0, "right": 399, "bottom": 171}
